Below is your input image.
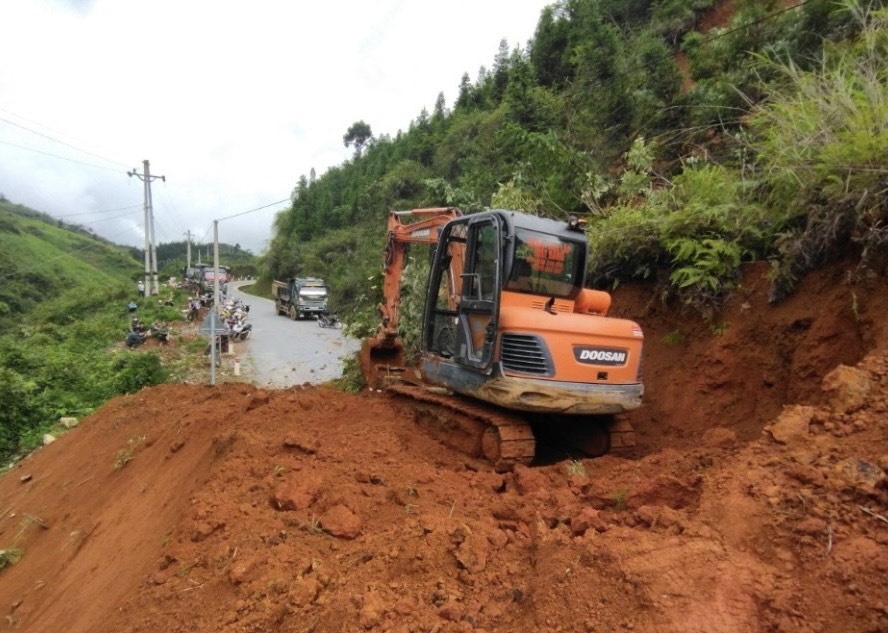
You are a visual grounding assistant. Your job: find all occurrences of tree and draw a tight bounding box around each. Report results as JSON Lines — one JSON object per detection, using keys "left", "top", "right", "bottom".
{"left": 433, "top": 92, "right": 447, "bottom": 121}
{"left": 343, "top": 121, "right": 373, "bottom": 158}
{"left": 531, "top": 5, "right": 573, "bottom": 87}
{"left": 492, "top": 38, "right": 511, "bottom": 102}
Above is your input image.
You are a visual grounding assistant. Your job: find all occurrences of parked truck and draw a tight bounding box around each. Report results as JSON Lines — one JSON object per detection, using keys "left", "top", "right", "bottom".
{"left": 200, "top": 266, "right": 231, "bottom": 294}
{"left": 273, "top": 277, "right": 329, "bottom": 320}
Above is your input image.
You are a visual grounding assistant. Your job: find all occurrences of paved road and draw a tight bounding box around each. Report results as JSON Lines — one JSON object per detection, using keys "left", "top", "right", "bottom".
{"left": 225, "top": 281, "right": 360, "bottom": 388}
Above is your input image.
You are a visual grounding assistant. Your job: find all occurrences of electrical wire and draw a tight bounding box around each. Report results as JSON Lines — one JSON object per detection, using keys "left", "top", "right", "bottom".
{"left": 0, "top": 114, "right": 130, "bottom": 169}
{"left": 156, "top": 183, "right": 188, "bottom": 237}
{"left": 700, "top": 0, "right": 817, "bottom": 45}
{"left": 57, "top": 204, "right": 143, "bottom": 218}
{"left": 75, "top": 209, "right": 144, "bottom": 225}
{"left": 0, "top": 139, "right": 124, "bottom": 173}
{"left": 216, "top": 198, "right": 291, "bottom": 222}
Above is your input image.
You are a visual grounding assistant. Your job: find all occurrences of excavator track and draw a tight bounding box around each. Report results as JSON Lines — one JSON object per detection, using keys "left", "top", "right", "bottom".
{"left": 387, "top": 383, "right": 535, "bottom": 471}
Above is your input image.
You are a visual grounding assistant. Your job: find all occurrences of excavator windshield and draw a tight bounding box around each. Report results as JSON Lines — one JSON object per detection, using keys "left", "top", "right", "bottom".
{"left": 506, "top": 228, "right": 584, "bottom": 298}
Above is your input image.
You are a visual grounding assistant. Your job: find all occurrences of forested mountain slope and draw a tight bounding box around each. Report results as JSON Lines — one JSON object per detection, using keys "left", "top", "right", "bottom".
{"left": 265, "top": 0, "right": 888, "bottom": 330}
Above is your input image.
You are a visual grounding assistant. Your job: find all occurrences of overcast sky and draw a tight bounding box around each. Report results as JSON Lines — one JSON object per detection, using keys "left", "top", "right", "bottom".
{"left": 0, "top": 0, "right": 551, "bottom": 257}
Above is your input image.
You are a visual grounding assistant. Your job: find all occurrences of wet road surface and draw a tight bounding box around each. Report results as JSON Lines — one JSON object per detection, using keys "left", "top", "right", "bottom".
{"left": 225, "top": 281, "right": 360, "bottom": 388}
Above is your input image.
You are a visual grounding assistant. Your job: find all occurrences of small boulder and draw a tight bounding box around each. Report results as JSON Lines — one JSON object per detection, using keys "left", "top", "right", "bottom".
{"left": 320, "top": 504, "right": 362, "bottom": 539}
{"left": 270, "top": 478, "right": 321, "bottom": 511}
{"left": 765, "top": 405, "right": 817, "bottom": 446}
{"left": 570, "top": 507, "right": 607, "bottom": 536}
{"left": 454, "top": 531, "right": 490, "bottom": 573}
{"left": 59, "top": 417, "right": 79, "bottom": 429}
{"left": 822, "top": 365, "right": 872, "bottom": 414}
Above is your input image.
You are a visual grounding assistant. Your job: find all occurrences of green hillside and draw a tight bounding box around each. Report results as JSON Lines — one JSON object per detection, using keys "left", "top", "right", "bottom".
{"left": 0, "top": 201, "right": 140, "bottom": 319}
{"left": 266, "top": 0, "right": 888, "bottom": 325}
{"left": 0, "top": 200, "right": 174, "bottom": 462}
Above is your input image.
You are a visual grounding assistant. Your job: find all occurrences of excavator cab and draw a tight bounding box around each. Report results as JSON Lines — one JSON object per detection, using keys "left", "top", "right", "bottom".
{"left": 420, "top": 209, "right": 643, "bottom": 417}
{"left": 424, "top": 214, "right": 502, "bottom": 372}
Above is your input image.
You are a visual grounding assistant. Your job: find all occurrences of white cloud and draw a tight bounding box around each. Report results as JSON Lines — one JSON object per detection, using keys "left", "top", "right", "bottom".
{"left": 0, "top": 0, "right": 549, "bottom": 254}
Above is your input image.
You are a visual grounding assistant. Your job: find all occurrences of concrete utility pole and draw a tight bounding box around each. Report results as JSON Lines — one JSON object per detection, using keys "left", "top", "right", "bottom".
{"left": 127, "top": 160, "right": 165, "bottom": 296}
{"left": 213, "top": 220, "right": 221, "bottom": 309}
{"left": 185, "top": 230, "right": 192, "bottom": 271}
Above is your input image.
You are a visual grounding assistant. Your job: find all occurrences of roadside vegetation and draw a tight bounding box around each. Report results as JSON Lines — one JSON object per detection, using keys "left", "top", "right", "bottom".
{"left": 0, "top": 202, "right": 182, "bottom": 463}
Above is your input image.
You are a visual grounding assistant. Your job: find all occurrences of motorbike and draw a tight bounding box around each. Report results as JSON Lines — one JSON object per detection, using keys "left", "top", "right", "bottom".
{"left": 125, "top": 330, "right": 146, "bottom": 348}
{"left": 125, "top": 317, "right": 148, "bottom": 347}
{"left": 205, "top": 333, "right": 230, "bottom": 366}
{"left": 220, "top": 299, "right": 250, "bottom": 321}
{"left": 150, "top": 323, "right": 169, "bottom": 343}
{"left": 228, "top": 319, "right": 252, "bottom": 341}
{"left": 317, "top": 311, "right": 342, "bottom": 329}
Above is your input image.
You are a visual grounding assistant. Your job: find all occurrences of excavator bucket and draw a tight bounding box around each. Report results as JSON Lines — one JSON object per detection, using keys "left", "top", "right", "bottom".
{"left": 359, "top": 337, "right": 406, "bottom": 390}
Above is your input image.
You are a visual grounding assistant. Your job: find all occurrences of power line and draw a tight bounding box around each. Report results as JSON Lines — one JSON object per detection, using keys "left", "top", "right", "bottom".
{"left": 0, "top": 114, "right": 130, "bottom": 169}
{"left": 155, "top": 182, "right": 189, "bottom": 238}
{"left": 57, "top": 204, "right": 143, "bottom": 218}
{"left": 190, "top": 196, "right": 289, "bottom": 246}
{"left": 0, "top": 139, "right": 123, "bottom": 172}
{"left": 74, "top": 209, "right": 144, "bottom": 225}
{"left": 217, "top": 197, "right": 290, "bottom": 222}
{"left": 701, "top": 0, "right": 816, "bottom": 45}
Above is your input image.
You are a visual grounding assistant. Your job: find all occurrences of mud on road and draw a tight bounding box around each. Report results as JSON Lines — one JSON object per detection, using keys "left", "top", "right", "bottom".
{"left": 0, "top": 261, "right": 887, "bottom": 633}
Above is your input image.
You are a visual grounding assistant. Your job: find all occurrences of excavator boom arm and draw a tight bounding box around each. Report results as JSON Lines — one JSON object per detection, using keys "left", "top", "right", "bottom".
{"left": 377, "top": 207, "right": 462, "bottom": 343}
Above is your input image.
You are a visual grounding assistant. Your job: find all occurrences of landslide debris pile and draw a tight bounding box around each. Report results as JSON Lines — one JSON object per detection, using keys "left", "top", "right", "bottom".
{"left": 0, "top": 355, "right": 886, "bottom": 633}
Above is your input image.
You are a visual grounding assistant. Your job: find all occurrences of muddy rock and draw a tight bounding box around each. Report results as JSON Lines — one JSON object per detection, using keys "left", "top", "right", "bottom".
{"left": 358, "top": 590, "right": 386, "bottom": 629}
{"left": 320, "top": 504, "right": 362, "bottom": 539}
{"left": 765, "top": 405, "right": 817, "bottom": 445}
{"left": 270, "top": 478, "right": 321, "bottom": 511}
{"left": 627, "top": 475, "right": 700, "bottom": 510}
{"left": 454, "top": 531, "right": 490, "bottom": 573}
{"left": 290, "top": 577, "right": 320, "bottom": 606}
{"left": 569, "top": 507, "right": 608, "bottom": 535}
{"left": 702, "top": 426, "right": 737, "bottom": 448}
{"left": 228, "top": 557, "right": 257, "bottom": 585}
{"left": 822, "top": 365, "right": 872, "bottom": 413}
{"left": 511, "top": 464, "right": 550, "bottom": 495}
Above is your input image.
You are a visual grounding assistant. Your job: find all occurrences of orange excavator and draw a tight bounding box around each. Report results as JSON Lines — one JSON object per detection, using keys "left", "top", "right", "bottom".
{"left": 360, "top": 207, "right": 644, "bottom": 469}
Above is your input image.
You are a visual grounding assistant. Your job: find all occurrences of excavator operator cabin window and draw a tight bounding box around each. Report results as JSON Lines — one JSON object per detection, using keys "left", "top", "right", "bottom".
{"left": 509, "top": 228, "right": 583, "bottom": 298}
{"left": 471, "top": 223, "right": 498, "bottom": 301}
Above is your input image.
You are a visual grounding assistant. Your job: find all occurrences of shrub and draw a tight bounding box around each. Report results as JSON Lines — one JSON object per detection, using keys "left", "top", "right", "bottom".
{"left": 0, "top": 368, "right": 39, "bottom": 458}
{"left": 749, "top": 5, "right": 888, "bottom": 299}
{"left": 111, "top": 352, "right": 168, "bottom": 395}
